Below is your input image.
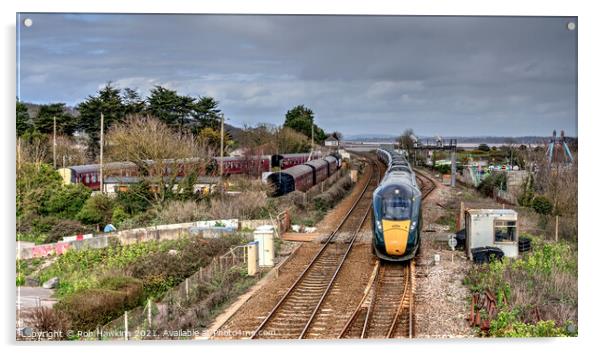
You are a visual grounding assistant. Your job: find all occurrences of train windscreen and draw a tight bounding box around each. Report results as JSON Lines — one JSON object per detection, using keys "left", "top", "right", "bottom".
{"left": 378, "top": 185, "right": 413, "bottom": 221}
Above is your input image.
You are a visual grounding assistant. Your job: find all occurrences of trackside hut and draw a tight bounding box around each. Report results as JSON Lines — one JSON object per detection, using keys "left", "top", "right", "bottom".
{"left": 464, "top": 209, "right": 519, "bottom": 260}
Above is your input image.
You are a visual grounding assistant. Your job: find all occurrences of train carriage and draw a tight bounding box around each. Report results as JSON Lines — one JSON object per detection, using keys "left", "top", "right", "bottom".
{"left": 304, "top": 159, "right": 329, "bottom": 185}
{"left": 267, "top": 164, "right": 314, "bottom": 196}
{"left": 324, "top": 155, "right": 338, "bottom": 176}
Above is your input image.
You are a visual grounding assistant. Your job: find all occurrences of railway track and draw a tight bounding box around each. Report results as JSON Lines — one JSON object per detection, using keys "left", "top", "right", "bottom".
{"left": 338, "top": 167, "right": 436, "bottom": 339}
{"left": 251, "top": 157, "right": 382, "bottom": 339}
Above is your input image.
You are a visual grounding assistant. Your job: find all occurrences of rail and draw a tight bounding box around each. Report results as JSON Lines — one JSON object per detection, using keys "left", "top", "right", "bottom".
{"left": 251, "top": 156, "right": 380, "bottom": 339}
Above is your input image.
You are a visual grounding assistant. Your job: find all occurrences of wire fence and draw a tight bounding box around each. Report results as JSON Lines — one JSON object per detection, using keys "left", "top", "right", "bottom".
{"left": 100, "top": 243, "right": 253, "bottom": 340}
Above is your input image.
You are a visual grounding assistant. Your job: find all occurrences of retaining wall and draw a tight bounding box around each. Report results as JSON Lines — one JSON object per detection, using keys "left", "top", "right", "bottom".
{"left": 17, "top": 218, "right": 280, "bottom": 260}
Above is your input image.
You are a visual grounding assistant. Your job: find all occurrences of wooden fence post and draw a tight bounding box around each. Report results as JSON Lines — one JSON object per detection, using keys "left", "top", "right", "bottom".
{"left": 185, "top": 278, "right": 189, "bottom": 299}
{"left": 555, "top": 215, "right": 559, "bottom": 242}
{"left": 147, "top": 299, "right": 152, "bottom": 329}
{"left": 124, "top": 311, "right": 129, "bottom": 341}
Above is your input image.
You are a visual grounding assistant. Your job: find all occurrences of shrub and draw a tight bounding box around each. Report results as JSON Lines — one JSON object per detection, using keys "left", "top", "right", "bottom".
{"left": 76, "top": 194, "right": 115, "bottom": 225}
{"left": 55, "top": 278, "right": 144, "bottom": 331}
{"left": 155, "top": 200, "right": 211, "bottom": 224}
{"left": 489, "top": 310, "right": 575, "bottom": 337}
{"left": 115, "top": 181, "right": 153, "bottom": 215}
{"left": 465, "top": 236, "right": 577, "bottom": 334}
{"left": 313, "top": 175, "right": 353, "bottom": 212}
{"left": 209, "top": 191, "right": 269, "bottom": 220}
{"left": 477, "top": 172, "right": 507, "bottom": 197}
{"left": 434, "top": 164, "right": 451, "bottom": 174}
{"left": 44, "top": 219, "right": 90, "bottom": 243}
{"left": 25, "top": 307, "right": 71, "bottom": 339}
{"left": 17, "top": 163, "right": 63, "bottom": 217}
{"left": 45, "top": 184, "right": 92, "bottom": 219}
{"left": 532, "top": 195, "right": 553, "bottom": 215}
{"left": 111, "top": 206, "right": 129, "bottom": 227}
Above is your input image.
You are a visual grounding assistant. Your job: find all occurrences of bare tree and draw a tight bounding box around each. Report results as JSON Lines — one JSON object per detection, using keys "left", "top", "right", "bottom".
{"left": 106, "top": 115, "right": 214, "bottom": 207}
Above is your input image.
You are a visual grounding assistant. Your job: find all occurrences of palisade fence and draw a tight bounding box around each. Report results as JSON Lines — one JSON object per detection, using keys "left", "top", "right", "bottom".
{"left": 100, "top": 240, "right": 256, "bottom": 340}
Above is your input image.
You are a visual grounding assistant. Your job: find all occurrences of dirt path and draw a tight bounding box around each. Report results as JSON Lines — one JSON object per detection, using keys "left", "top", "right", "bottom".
{"left": 413, "top": 169, "right": 475, "bottom": 338}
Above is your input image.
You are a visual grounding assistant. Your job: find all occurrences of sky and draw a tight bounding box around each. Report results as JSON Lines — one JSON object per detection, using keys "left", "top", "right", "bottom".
{"left": 16, "top": 14, "right": 578, "bottom": 137}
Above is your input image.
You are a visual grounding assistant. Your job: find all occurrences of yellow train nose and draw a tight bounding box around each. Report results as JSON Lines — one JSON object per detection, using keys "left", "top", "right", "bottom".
{"left": 383, "top": 220, "right": 410, "bottom": 255}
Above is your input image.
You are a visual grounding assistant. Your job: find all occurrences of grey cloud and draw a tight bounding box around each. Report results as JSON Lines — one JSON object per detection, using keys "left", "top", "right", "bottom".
{"left": 17, "top": 14, "right": 577, "bottom": 136}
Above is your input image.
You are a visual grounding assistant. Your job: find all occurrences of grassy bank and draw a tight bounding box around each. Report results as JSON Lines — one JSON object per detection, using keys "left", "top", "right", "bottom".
{"left": 465, "top": 235, "right": 577, "bottom": 337}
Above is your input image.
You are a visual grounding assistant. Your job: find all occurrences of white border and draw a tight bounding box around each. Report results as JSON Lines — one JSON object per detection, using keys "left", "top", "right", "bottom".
{"left": 2, "top": 1, "right": 599, "bottom": 353}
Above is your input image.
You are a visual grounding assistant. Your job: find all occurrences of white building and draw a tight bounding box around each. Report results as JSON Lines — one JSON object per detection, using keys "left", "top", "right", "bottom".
{"left": 464, "top": 209, "right": 519, "bottom": 260}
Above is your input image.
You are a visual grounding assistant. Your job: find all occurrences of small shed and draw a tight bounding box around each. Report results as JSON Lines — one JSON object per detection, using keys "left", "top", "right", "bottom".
{"left": 464, "top": 209, "right": 519, "bottom": 260}
{"left": 324, "top": 135, "right": 339, "bottom": 147}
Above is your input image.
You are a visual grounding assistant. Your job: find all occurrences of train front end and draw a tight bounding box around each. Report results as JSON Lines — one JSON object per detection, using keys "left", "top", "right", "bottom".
{"left": 372, "top": 182, "right": 421, "bottom": 261}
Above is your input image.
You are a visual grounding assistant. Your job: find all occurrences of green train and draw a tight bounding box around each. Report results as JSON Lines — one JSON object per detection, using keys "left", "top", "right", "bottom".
{"left": 372, "top": 148, "right": 422, "bottom": 261}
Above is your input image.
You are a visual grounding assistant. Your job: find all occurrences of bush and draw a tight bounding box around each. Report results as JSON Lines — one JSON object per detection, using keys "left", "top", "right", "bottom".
{"left": 465, "top": 236, "right": 577, "bottom": 334}
{"left": 209, "top": 191, "right": 269, "bottom": 220}
{"left": 25, "top": 307, "right": 71, "bottom": 340}
{"left": 477, "top": 172, "right": 507, "bottom": 197}
{"left": 111, "top": 206, "right": 129, "bottom": 227}
{"left": 17, "top": 163, "right": 63, "bottom": 217}
{"left": 44, "top": 219, "right": 90, "bottom": 243}
{"left": 55, "top": 277, "right": 144, "bottom": 331}
{"left": 313, "top": 175, "right": 353, "bottom": 212}
{"left": 115, "top": 182, "right": 153, "bottom": 215}
{"left": 489, "top": 310, "right": 575, "bottom": 337}
{"left": 127, "top": 235, "right": 244, "bottom": 298}
{"left": 532, "top": 195, "right": 553, "bottom": 215}
{"left": 45, "top": 184, "right": 92, "bottom": 219}
{"left": 155, "top": 200, "right": 211, "bottom": 224}
{"left": 76, "top": 194, "right": 115, "bottom": 225}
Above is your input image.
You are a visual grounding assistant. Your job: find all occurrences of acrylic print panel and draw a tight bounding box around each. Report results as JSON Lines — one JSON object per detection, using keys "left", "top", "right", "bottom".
{"left": 15, "top": 13, "right": 578, "bottom": 341}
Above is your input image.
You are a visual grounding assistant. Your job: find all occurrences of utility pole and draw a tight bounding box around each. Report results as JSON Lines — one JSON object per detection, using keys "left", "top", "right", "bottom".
{"left": 220, "top": 113, "right": 224, "bottom": 195}
{"left": 99, "top": 112, "right": 104, "bottom": 194}
{"left": 310, "top": 123, "right": 314, "bottom": 160}
{"left": 53, "top": 116, "right": 57, "bottom": 169}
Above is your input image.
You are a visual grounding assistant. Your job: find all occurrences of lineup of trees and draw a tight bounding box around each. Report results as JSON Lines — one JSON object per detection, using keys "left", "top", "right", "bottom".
{"left": 17, "top": 83, "right": 223, "bottom": 159}
{"left": 17, "top": 84, "right": 332, "bottom": 165}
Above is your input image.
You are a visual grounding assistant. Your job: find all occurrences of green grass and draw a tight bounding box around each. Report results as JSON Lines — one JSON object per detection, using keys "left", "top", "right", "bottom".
{"left": 465, "top": 234, "right": 577, "bottom": 337}
{"left": 37, "top": 238, "right": 191, "bottom": 298}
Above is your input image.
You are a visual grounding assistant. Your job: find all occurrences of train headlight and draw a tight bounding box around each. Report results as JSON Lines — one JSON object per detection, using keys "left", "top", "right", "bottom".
{"left": 376, "top": 220, "right": 383, "bottom": 231}
{"left": 410, "top": 221, "right": 417, "bottom": 231}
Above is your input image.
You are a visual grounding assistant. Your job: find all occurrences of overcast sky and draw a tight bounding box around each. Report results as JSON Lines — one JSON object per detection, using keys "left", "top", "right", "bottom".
{"left": 17, "top": 14, "right": 577, "bottom": 137}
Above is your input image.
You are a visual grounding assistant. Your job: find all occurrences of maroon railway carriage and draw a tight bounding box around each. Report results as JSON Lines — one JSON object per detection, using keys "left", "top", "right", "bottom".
{"left": 304, "top": 159, "right": 329, "bottom": 185}
{"left": 324, "top": 155, "right": 339, "bottom": 176}
{"left": 57, "top": 162, "right": 138, "bottom": 191}
{"left": 213, "top": 156, "right": 271, "bottom": 176}
{"left": 267, "top": 164, "right": 314, "bottom": 196}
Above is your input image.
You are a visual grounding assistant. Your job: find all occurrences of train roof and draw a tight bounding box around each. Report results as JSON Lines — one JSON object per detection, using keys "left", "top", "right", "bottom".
{"left": 378, "top": 171, "right": 420, "bottom": 196}
{"left": 324, "top": 155, "right": 338, "bottom": 163}
{"left": 66, "top": 161, "right": 137, "bottom": 174}
{"left": 272, "top": 164, "right": 313, "bottom": 178}
{"left": 280, "top": 153, "right": 311, "bottom": 158}
{"left": 304, "top": 159, "right": 328, "bottom": 169}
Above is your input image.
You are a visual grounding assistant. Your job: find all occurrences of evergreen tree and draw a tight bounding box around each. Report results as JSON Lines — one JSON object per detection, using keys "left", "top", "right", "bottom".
{"left": 147, "top": 86, "right": 195, "bottom": 131}
{"left": 34, "top": 103, "right": 77, "bottom": 135}
{"left": 77, "top": 83, "right": 126, "bottom": 158}
{"left": 190, "top": 96, "right": 221, "bottom": 131}
{"left": 122, "top": 88, "right": 147, "bottom": 116}
{"left": 283, "top": 105, "right": 326, "bottom": 143}
{"left": 16, "top": 100, "right": 32, "bottom": 137}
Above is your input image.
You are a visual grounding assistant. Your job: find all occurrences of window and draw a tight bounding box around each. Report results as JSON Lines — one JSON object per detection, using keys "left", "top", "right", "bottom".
{"left": 382, "top": 197, "right": 412, "bottom": 220}
{"left": 494, "top": 219, "right": 516, "bottom": 243}
{"left": 92, "top": 174, "right": 97, "bottom": 183}
{"left": 85, "top": 174, "right": 90, "bottom": 183}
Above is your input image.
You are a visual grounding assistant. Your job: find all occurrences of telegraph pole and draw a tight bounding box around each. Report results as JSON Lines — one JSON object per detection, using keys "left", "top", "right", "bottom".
{"left": 99, "top": 112, "right": 104, "bottom": 194}
{"left": 220, "top": 113, "right": 224, "bottom": 195}
{"left": 311, "top": 123, "right": 314, "bottom": 160}
{"left": 53, "top": 116, "right": 57, "bottom": 169}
